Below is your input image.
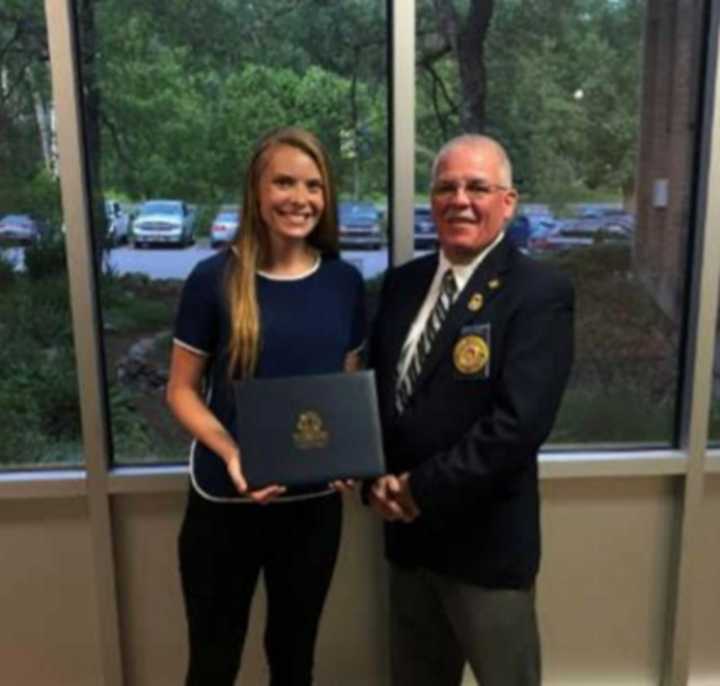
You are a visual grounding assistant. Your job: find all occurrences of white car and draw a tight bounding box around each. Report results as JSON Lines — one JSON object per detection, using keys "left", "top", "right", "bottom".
{"left": 0, "top": 214, "right": 46, "bottom": 245}
{"left": 210, "top": 207, "right": 240, "bottom": 248}
{"left": 132, "top": 199, "right": 195, "bottom": 248}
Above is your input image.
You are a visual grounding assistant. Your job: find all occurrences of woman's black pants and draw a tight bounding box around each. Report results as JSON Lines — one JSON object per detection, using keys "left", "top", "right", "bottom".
{"left": 179, "top": 487, "right": 342, "bottom": 686}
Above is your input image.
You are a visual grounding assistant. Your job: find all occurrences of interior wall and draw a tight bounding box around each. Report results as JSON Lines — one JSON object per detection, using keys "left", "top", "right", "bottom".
{"left": 539, "top": 477, "right": 678, "bottom": 686}
{"left": 112, "top": 492, "right": 390, "bottom": 686}
{"left": 2, "top": 474, "right": 718, "bottom": 685}
{"left": 689, "top": 473, "right": 720, "bottom": 685}
{"left": 114, "top": 477, "right": 682, "bottom": 686}
{"left": 0, "top": 497, "right": 102, "bottom": 686}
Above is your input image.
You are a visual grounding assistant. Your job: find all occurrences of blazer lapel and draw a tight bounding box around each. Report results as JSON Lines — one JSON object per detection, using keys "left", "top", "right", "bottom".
{"left": 410, "top": 238, "right": 514, "bottom": 396}
{"left": 385, "top": 256, "right": 438, "bottom": 375}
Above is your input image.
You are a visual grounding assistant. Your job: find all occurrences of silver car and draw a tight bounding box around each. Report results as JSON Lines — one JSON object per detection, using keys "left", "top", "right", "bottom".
{"left": 210, "top": 206, "right": 240, "bottom": 248}
{"left": 0, "top": 214, "right": 46, "bottom": 245}
{"left": 338, "top": 201, "right": 383, "bottom": 250}
{"left": 132, "top": 199, "right": 195, "bottom": 248}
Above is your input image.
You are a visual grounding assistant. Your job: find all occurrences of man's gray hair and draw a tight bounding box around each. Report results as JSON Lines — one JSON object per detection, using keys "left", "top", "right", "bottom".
{"left": 431, "top": 134, "right": 513, "bottom": 188}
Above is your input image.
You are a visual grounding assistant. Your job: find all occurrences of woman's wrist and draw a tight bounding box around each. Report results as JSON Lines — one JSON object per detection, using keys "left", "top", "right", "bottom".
{"left": 220, "top": 444, "right": 240, "bottom": 466}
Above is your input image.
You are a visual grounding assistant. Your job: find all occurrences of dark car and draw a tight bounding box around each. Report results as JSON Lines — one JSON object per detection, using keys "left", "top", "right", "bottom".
{"left": 537, "top": 219, "right": 632, "bottom": 252}
{"left": 413, "top": 205, "right": 437, "bottom": 250}
{"left": 507, "top": 213, "right": 557, "bottom": 252}
{"left": 576, "top": 207, "right": 635, "bottom": 232}
{"left": 338, "top": 201, "right": 382, "bottom": 250}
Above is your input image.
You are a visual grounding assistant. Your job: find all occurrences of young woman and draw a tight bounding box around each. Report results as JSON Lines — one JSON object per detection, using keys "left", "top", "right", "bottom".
{"left": 166, "top": 127, "right": 366, "bottom": 685}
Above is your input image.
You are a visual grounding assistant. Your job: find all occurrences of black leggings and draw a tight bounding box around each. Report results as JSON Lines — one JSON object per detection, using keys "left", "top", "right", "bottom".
{"left": 179, "top": 487, "right": 342, "bottom": 686}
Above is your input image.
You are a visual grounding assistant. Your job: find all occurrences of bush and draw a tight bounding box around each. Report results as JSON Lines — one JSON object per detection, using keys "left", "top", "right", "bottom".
{"left": 24, "top": 236, "right": 68, "bottom": 281}
{"left": 0, "top": 252, "right": 15, "bottom": 286}
{"left": 193, "top": 202, "right": 220, "bottom": 239}
{"left": 551, "top": 385, "right": 674, "bottom": 444}
{"left": 0, "top": 349, "right": 83, "bottom": 465}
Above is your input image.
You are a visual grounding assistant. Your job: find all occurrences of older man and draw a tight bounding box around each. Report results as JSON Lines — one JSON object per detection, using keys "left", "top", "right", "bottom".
{"left": 369, "top": 134, "right": 574, "bottom": 686}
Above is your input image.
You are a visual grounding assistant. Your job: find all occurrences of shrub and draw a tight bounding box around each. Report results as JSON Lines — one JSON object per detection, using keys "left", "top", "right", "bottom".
{"left": 24, "top": 236, "right": 68, "bottom": 281}
{"left": 193, "top": 202, "right": 220, "bottom": 239}
{"left": 0, "top": 252, "right": 15, "bottom": 286}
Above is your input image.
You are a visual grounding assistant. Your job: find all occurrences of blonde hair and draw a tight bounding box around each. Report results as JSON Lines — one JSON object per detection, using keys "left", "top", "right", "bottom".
{"left": 225, "top": 127, "right": 339, "bottom": 378}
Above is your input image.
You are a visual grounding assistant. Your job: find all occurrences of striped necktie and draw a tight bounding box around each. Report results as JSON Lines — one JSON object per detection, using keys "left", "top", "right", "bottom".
{"left": 396, "top": 269, "right": 457, "bottom": 413}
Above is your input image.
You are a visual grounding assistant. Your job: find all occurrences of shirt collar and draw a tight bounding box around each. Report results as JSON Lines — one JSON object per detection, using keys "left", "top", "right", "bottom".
{"left": 439, "top": 230, "right": 505, "bottom": 293}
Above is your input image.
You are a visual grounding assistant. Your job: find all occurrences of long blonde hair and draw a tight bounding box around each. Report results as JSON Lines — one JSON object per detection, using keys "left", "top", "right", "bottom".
{"left": 225, "top": 127, "right": 339, "bottom": 378}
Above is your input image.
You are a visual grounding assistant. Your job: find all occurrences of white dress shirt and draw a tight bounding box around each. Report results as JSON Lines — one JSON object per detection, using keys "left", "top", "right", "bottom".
{"left": 396, "top": 231, "right": 505, "bottom": 386}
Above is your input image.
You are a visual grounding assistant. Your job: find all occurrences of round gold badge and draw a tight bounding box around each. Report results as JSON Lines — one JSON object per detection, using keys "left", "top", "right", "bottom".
{"left": 467, "top": 293, "right": 484, "bottom": 312}
{"left": 453, "top": 335, "right": 489, "bottom": 375}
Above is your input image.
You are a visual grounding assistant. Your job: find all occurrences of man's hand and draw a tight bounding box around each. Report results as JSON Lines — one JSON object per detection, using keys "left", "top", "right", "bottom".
{"left": 370, "top": 473, "right": 420, "bottom": 523}
{"left": 226, "top": 451, "right": 286, "bottom": 504}
{"left": 330, "top": 478, "right": 356, "bottom": 493}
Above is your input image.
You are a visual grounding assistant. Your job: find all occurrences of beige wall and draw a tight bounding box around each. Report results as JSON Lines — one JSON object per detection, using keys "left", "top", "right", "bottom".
{"left": 539, "top": 477, "right": 677, "bottom": 686}
{"left": 0, "top": 498, "right": 102, "bottom": 685}
{"left": 1, "top": 476, "right": 718, "bottom": 685}
{"left": 113, "top": 493, "right": 390, "bottom": 686}
{"left": 689, "top": 474, "right": 720, "bottom": 685}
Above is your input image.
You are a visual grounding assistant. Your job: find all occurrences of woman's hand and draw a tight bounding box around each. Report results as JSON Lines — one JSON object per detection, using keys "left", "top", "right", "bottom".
{"left": 226, "top": 451, "right": 286, "bottom": 504}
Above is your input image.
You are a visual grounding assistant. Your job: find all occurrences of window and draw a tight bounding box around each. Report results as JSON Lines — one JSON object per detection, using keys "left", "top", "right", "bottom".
{"left": 75, "top": 0, "right": 389, "bottom": 464}
{"left": 0, "top": 3, "right": 83, "bottom": 468}
{"left": 415, "top": 0, "right": 706, "bottom": 446}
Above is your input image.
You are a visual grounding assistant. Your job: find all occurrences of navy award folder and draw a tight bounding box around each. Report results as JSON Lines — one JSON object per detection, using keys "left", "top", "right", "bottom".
{"left": 233, "top": 370, "right": 385, "bottom": 489}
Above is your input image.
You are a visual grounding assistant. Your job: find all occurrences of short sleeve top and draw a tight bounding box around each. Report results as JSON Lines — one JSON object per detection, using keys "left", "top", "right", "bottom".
{"left": 173, "top": 249, "right": 366, "bottom": 502}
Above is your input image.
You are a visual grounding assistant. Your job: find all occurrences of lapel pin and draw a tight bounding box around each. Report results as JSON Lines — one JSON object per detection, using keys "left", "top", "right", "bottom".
{"left": 468, "top": 293, "right": 484, "bottom": 312}
{"left": 488, "top": 278, "right": 501, "bottom": 290}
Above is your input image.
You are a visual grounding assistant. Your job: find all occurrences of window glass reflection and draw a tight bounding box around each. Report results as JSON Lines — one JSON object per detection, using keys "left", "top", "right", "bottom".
{"left": 76, "top": 0, "right": 388, "bottom": 463}
{"left": 0, "top": 3, "right": 83, "bottom": 467}
{"left": 416, "top": 0, "right": 704, "bottom": 446}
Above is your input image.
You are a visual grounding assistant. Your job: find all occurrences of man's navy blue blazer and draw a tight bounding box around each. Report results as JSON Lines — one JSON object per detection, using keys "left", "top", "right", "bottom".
{"left": 369, "top": 236, "right": 574, "bottom": 589}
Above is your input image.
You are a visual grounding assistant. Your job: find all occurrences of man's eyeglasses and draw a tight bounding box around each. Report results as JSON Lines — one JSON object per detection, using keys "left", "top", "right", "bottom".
{"left": 431, "top": 181, "right": 511, "bottom": 200}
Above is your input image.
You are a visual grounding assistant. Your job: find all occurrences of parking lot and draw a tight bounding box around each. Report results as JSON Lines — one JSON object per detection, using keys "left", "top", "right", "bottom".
{"left": 2, "top": 240, "right": 394, "bottom": 281}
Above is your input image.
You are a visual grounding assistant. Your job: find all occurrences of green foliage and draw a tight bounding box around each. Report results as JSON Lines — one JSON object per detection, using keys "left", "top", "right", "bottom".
{"left": 0, "top": 273, "right": 83, "bottom": 465}
{"left": 0, "top": 169, "right": 62, "bottom": 227}
{"left": 0, "top": 252, "right": 16, "bottom": 287}
{"left": 545, "top": 243, "right": 678, "bottom": 444}
{"left": 193, "top": 203, "right": 219, "bottom": 239}
{"left": 551, "top": 386, "right": 674, "bottom": 444}
{"left": 24, "top": 235, "right": 68, "bottom": 281}
{"left": 416, "top": 0, "right": 643, "bottom": 204}
{"left": 101, "top": 273, "right": 175, "bottom": 332}
{"left": 107, "top": 385, "right": 153, "bottom": 456}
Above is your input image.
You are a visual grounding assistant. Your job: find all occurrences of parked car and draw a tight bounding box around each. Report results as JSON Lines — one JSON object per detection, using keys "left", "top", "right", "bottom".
{"left": 413, "top": 204, "right": 437, "bottom": 250}
{"left": 132, "top": 199, "right": 195, "bottom": 248}
{"left": 105, "top": 200, "right": 130, "bottom": 245}
{"left": 526, "top": 222, "right": 559, "bottom": 254}
{"left": 576, "top": 207, "right": 635, "bottom": 232}
{"left": 507, "top": 213, "right": 557, "bottom": 252}
{"left": 537, "top": 219, "right": 632, "bottom": 252}
{"left": 338, "top": 201, "right": 382, "bottom": 250}
{"left": 210, "top": 206, "right": 240, "bottom": 248}
{"left": 0, "top": 214, "right": 47, "bottom": 245}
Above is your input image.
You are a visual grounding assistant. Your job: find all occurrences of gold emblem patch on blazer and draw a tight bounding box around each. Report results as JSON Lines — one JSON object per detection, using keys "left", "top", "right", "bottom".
{"left": 293, "top": 411, "right": 329, "bottom": 450}
{"left": 453, "top": 335, "right": 490, "bottom": 375}
{"left": 467, "top": 293, "right": 484, "bottom": 312}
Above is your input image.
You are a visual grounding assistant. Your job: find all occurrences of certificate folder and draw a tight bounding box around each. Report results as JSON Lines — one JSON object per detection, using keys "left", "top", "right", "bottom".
{"left": 233, "top": 371, "right": 385, "bottom": 488}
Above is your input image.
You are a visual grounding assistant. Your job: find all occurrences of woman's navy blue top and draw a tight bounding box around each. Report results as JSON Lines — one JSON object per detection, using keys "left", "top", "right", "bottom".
{"left": 173, "top": 250, "right": 366, "bottom": 502}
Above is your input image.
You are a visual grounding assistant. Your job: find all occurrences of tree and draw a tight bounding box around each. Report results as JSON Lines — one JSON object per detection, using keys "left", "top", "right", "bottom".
{"left": 416, "top": 0, "right": 644, "bottom": 205}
